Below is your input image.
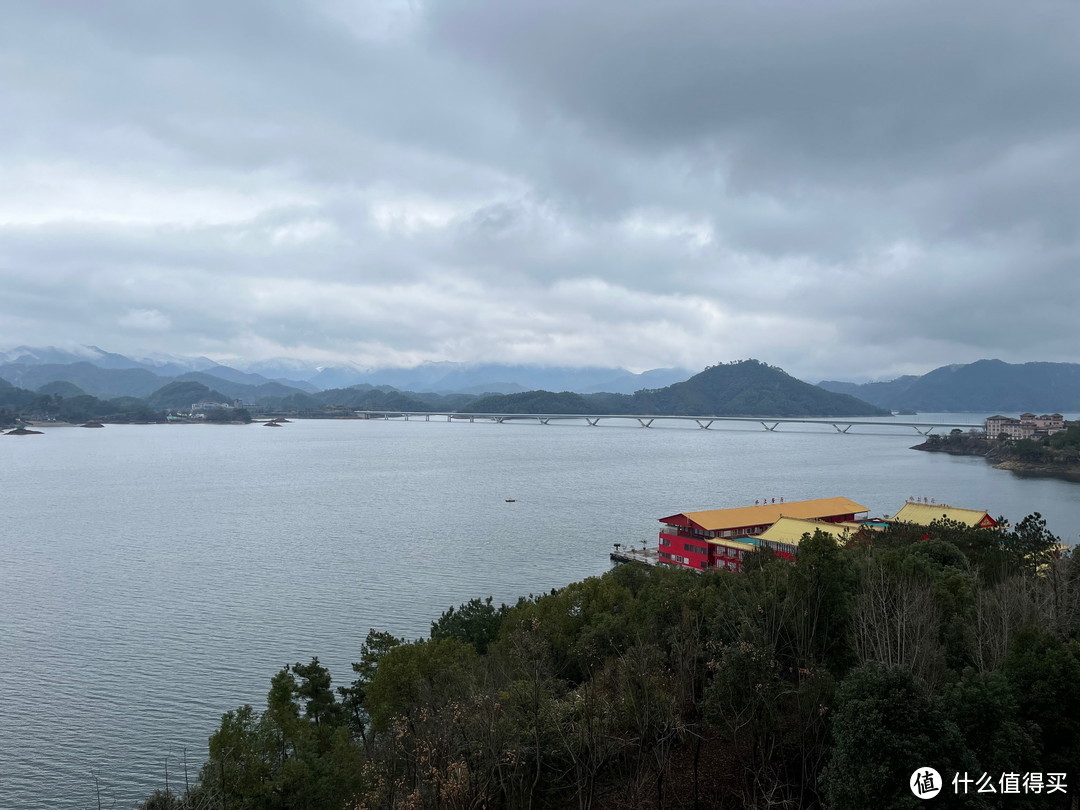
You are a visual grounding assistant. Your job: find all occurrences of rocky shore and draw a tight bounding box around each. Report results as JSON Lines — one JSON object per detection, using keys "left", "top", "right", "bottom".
{"left": 913, "top": 434, "right": 1080, "bottom": 478}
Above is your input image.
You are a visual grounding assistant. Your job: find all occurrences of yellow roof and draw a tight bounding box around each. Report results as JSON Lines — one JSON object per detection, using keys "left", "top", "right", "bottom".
{"left": 890, "top": 502, "right": 992, "bottom": 527}
{"left": 678, "top": 497, "right": 869, "bottom": 532}
{"left": 707, "top": 537, "right": 759, "bottom": 552}
{"left": 756, "top": 517, "right": 853, "bottom": 546}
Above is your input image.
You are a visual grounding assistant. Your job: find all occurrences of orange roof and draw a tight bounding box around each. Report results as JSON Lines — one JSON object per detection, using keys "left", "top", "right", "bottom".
{"left": 670, "top": 497, "right": 869, "bottom": 532}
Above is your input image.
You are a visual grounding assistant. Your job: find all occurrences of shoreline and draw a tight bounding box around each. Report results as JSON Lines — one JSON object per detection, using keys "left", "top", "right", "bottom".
{"left": 913, "top": 439, "right": 1080, "bottom": 480}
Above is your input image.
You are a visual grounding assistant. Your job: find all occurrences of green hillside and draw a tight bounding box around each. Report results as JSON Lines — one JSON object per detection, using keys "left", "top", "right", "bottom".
{"left": 462, "top": 360, "right": 886, "bottom": 416}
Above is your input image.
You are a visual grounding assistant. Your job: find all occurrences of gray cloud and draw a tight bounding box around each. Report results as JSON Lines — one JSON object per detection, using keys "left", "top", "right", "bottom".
{"left": 1, "top": 0, "right": 1078, "bottom": 381}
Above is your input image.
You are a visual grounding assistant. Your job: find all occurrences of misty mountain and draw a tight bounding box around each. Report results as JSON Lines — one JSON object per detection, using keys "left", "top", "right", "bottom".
{"left": 0, "top": 362, "right": 169, "bottom": 399}
{"left": 2, "top": 345, "right": 693, "bottom": 395}
{"left": 303, "top": 362, "right": 696, "bottom": 394}
{"left": 187, "top": 364, "right": 319, "bottom": 392}
{"left": 0, "top": 345, "right": 218, "bottom": 376}
{"left": 146, "top": 381, "right": 229, "bottom": 411}
{"left": 818, "top": 360, "right": 1080, "bottom": 412}
{"left": 580, "top": 367, "right": 696, "bottom": 394}
{"left": 172, "top": 372, "right": 313, "bottom": 401}
{"left": 817, "top": 376, "right": 921, "bottom": 409}
{"left": 36, "top": 380, "right": 88, "bottom": 398}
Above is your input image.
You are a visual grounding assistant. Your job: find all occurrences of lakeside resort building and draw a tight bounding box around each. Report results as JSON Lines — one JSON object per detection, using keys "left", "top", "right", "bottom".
{"left": 985, "top": 413, "right": 1066, "bottom": 441}
{"left": 656, "top": 497, "right": 999, "bottom": 573}
{"left": 657, "top": 497, "right": 870, "bottom": 573}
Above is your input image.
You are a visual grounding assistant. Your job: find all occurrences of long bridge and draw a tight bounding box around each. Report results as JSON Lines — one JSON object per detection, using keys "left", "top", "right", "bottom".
{"left": 352, "top": 411, "right": 984, "bottom": 436}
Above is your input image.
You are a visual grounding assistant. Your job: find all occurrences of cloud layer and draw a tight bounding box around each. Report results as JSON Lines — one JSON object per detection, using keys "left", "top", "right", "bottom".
{"left": 2, "top": 0, "right": 1078, "bottom": 380}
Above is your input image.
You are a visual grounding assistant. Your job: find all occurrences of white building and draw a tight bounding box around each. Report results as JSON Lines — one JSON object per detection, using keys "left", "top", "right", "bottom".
{"left": 985, "top": 413, "right": 1066, "bottom": 440}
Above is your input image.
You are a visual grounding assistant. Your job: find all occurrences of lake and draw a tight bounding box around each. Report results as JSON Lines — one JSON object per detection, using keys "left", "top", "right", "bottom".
{"left": 2, "top": 416, "right": 1079, "bottom": 808}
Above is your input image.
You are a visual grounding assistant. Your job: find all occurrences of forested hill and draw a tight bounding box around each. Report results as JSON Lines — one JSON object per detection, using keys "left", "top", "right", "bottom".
{"left": 819, "top": 359, "right": 1080, "bottom": 412}
{"left": 466, "top": 360, "right": 887, "bottom": 416}
{"left": 632, "top": 360, "right": 887, "bottom": 416}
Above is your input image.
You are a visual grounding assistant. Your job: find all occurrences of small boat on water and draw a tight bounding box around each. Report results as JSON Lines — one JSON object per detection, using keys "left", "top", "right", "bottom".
{"left": 505, "top": 498, "right": 517, "bottom": 503}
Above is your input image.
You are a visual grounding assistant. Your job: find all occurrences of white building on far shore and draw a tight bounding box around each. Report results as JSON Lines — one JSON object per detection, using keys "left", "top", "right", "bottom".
{"left": 985, "top": 413, "right": 1066, "bottom": 440}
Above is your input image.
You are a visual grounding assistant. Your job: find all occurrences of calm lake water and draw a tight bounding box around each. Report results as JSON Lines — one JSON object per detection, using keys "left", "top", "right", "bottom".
{"left": 3, "top": 416, "right": 1080, "bottom": 808}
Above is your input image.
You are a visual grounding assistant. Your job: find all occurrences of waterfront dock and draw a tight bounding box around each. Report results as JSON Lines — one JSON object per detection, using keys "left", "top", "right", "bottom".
{"left": 610, "top": 545, "right": 658, "bottom": 566}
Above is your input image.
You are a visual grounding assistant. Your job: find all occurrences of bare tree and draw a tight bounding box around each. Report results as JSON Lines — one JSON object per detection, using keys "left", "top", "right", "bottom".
{"left": 854, "top": 564, "right": 947, "bottom": 690}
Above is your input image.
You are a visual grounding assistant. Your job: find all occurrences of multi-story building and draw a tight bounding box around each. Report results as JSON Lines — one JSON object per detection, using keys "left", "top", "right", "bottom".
{"left": 985, "top": 413, "right": 1066, "bottom": 440}
{"left": 657, "top": 497, "right": 869, "bottom": 573}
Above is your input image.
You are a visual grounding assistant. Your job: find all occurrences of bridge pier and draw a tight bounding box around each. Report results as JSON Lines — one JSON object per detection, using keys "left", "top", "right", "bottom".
{"left": 761, "top": 422, "right": 779, "bottom": 431}
{"left": 586, "top": 418, "right": 600, "bottom": 426}
{"left": 539, "top": 417, "right": 550, "bottom": 425}
{"left": 696, "top": 420, "right": 713, "bottom": 429}
{"left": 637, "top": 418, "right": 654, "bottom": 428}
{"left": 832, "top": 424, "right": 852, "bottom": 433}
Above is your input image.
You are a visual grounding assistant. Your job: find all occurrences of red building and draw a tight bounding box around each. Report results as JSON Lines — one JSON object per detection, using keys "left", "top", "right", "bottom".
{"left": 657, "top": 497, "right": 869, "bottom": 572}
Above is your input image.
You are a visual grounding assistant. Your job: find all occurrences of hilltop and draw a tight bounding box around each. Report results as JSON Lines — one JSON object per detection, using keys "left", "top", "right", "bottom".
{"left": 467, "top": 360, "right": 887, "bottom": 417}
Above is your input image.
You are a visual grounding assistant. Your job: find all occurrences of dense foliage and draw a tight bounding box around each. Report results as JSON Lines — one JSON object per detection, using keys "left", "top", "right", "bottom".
{"left": 145, "top": 516, "right": 1078, "bottom": 809}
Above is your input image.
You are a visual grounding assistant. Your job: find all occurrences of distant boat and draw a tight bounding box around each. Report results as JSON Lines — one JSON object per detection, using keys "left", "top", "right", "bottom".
{"left": 505, "top": 498, "right": 517, "bottom": 503}
{"left": 264, "top": 421, "right": 282, "bottom": 427}
{"left": 79, "top": 421, "right": 105, "bottom": 428}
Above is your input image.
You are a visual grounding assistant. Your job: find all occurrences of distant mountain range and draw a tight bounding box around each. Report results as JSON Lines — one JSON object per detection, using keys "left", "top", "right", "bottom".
{"left": 818, "top": 360, "right": 1080, "bottom": 412}
{"left": 1, "top": 352, "right": 884, "bottom": 422}
{"left": 12, "top": 346, "right": 1077, "bottom": 415}
{"left": 0, "top": 345, "right": 693, "bottom": 398}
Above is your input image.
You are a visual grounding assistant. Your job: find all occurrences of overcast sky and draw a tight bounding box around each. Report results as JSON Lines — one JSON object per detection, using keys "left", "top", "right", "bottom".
{"left": 2, "top": 0, "right": 1078, "bottom": 381}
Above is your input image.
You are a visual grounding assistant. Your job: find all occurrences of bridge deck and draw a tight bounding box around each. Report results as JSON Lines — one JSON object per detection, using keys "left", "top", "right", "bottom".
{"left": 353, "top": 411, "right": 983, "bottom": 435}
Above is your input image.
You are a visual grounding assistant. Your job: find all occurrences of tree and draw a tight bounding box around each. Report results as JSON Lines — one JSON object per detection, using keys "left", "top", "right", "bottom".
{"left": 945, "top": 668, "right": 1039, "bottom": 804}
{"left": 1001, "top": 512, "right": 1060, "bottom": 575}
{"left": 430, "top": 595, "right": 509, "bottom": 654}
{"left": 824, "top": 663, "right": 971, "bottom": 809}
{"left": 337, "top": 629, "right": 402, "bottom": 751}
{"left": 293, "top": 657, "right": 343, "bottom": 728}
{"left": 1004, "top": 629, "right": 1080, "bottom": 781}
{"left": 364, "top": 637, "right": 481, "bottom": 733}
